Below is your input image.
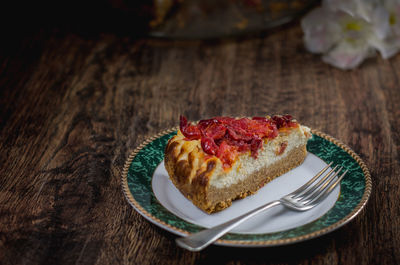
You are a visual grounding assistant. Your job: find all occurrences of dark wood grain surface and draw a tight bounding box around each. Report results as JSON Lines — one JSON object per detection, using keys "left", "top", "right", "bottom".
{"left": 1, "top": 5, "right": 400, "bottom": 264}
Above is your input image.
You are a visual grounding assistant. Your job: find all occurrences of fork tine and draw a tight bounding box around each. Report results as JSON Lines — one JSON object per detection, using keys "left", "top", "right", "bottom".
{"left": 301, "top": 166, "right": 343, "bottom": 201}
{"left": 298, "top": 166, "right": 342, "bottom": 200}
{"left": 305, "top": 169, "right": 348, "bottom": 206}
{"left": 289, "top": 162, "right": 333, "bottom": 197}
{"left": 293, "top": 164, "right": 338, "bottom": 199}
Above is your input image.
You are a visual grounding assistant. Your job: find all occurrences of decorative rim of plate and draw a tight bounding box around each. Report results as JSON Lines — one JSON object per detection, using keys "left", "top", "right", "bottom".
{"left": 121, "top": 127, "right": 372, "bottom": 247}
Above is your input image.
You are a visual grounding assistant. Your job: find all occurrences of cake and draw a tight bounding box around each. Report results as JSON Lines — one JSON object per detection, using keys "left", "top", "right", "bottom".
{"left": 164, "top": 115, "right": 312, "bottom": 214}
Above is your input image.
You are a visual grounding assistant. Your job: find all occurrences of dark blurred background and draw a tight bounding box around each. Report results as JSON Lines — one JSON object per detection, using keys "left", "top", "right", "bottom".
{"left": 2, "top": 0, "right": 154, "bottom": 37}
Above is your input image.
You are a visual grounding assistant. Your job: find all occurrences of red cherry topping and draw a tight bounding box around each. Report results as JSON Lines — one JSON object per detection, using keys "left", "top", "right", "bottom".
{"left": 180, "top": 115, "right": 201, "bottom": 140}
{"left": 201, "top": 137, "right": 218, "bottom": 155}
{"left": 217, "top": 141, "right": 238, "bottom": 169}
{"left": 205, "top": 123, "right": 226, "bottom": 140}
{"left": 250, "top": 137, "right": 263, "bottom": 158}
{"left": 271, "top": 115, "right": 299, "bottom": 129}
{"left": 179, "top": 115, "right": 298, "bottom": 168}
{"left": 276, "top": 141, "right": 288, "bottom": 155}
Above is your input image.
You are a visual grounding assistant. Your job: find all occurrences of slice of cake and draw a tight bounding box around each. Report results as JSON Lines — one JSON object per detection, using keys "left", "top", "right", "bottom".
{"left": 164, "top": 115, "right": 311, "bottom": 214}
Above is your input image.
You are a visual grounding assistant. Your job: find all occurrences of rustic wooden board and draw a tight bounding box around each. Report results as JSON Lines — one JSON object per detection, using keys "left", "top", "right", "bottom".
{"left": 0, "top": 19, "right": 399, "bottom": 264}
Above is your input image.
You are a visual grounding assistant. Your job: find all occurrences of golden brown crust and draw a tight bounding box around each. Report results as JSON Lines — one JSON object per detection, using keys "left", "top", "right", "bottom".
{"left": 164, "top": 131, "right": 218, "bottom": 212}
{"left": 193, "top": 160, "right": 216, "bottom": 187}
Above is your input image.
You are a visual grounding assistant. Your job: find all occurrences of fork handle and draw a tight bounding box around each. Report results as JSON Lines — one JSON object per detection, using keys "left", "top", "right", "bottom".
{"left": 176, "top": 200, "right": 282, "bottom": 251}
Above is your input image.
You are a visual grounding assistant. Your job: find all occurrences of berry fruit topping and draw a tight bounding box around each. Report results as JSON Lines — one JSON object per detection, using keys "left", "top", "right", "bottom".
{"left": 179, "top": 115, "right": 298, "bottom": 169}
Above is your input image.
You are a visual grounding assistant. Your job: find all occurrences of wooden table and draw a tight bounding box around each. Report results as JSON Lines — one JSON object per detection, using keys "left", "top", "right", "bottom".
{"left": 1, "top": 7, "right": 399, "bottom": 264}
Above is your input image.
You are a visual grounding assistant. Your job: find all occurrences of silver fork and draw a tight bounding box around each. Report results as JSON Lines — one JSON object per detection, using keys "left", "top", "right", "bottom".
{"left": 176, "top": 162, "right": 347, "bottom": 251}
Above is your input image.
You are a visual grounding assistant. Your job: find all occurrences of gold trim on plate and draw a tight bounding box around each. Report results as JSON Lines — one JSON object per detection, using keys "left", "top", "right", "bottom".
{"left": 121, "top": 127, "right": 372, "bottom": 247}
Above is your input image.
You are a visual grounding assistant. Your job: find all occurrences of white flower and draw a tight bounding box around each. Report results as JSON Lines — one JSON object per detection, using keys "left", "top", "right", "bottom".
{"left": 323, "top": 0, "right": 380, "bottom": 22}
{"left": 301, "top": 0, "right": 400, "bottom": 69}
{"left": 374, "top": 0, "right": 400, "bottom": 58}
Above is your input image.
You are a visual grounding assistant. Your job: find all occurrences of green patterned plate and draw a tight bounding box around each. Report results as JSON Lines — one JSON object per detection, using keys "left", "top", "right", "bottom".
{"left": 122, "top": 128, "right": 371, "bottom": 247}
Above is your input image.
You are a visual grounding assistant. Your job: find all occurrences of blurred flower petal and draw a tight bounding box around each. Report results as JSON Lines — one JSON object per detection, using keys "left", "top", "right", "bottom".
{"left": 369, "top": 35, "right": 400, "bottom": 59}
{"left": 384, "top": 0, "right": 400, "bottom": 35}
{"left": 323, "top": 0, "right": 381, "bottom": 21}
{"left": 322, "top": 41, "right": 376, "bottom": 70}
{"left": 371, "top": 7, "right": 391, "bottom": 39}
{"left": 323, "top": 0, "right": 358, "bottom": 17}
{"left": 301, "top": 7, "right": 342, "bottom": 53}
